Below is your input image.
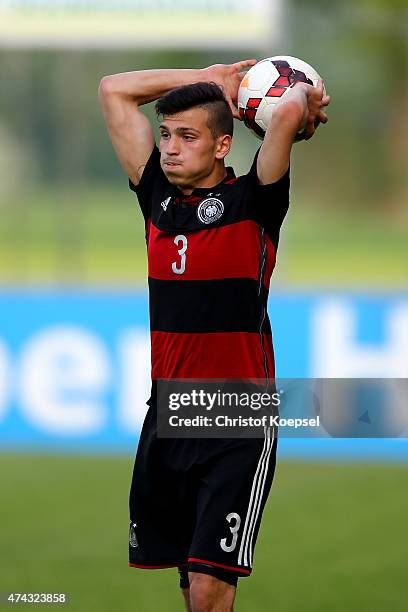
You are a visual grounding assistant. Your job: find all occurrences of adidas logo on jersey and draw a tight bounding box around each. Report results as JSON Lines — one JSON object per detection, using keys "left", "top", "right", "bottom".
{"left": 161, "top": 196, "right": 171, "bottom": 211}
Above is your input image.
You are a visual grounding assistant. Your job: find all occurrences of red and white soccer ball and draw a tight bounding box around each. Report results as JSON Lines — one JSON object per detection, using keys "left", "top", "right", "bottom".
{"left": 238, "top": 55, "right": 324, "bottom": 142}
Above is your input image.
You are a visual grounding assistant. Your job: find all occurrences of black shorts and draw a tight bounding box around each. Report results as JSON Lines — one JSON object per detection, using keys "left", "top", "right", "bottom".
{"left": 129, "top": 401, "right": 278, "bottom": 585}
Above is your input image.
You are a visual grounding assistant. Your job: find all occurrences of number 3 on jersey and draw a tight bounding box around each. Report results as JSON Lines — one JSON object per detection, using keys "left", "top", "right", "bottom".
{"left": 220, "top": 512, "right": 241, "bottom": 553}
{"left": 172, "top": 234, "right": 188, "bottom": 275}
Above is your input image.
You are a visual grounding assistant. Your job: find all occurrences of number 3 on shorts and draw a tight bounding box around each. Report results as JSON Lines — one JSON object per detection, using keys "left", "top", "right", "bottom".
{"left": 220, "top": 512, "right": 241, "bottom": 553}
{"left": 172, "top": 234, "right": 188, "bottom": 275}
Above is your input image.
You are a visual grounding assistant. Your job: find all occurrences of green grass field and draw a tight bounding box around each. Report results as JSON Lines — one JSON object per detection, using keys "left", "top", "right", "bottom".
{"left": 0, "top": 453, "right": 407, "bottom": 611}
{"left": 1, "top": 187, "right": 407, "bottom": 287}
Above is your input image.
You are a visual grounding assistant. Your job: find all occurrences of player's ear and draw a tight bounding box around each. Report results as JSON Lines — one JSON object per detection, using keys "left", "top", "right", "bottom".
{"left": 215, "top": 134, "right": 232, "bottom": 160}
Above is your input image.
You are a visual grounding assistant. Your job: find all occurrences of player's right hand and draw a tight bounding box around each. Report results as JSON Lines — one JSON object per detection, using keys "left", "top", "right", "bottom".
{"left": 205, "top": 59, "right": 258, "bottom": 119}
{"left": 292, "top": 79, "right": 331, "bottom": 140}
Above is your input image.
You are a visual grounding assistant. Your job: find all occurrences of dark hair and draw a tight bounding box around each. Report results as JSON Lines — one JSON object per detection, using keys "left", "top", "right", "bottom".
{"left": 155, "top": 81, "right": 233, "bottom": 139}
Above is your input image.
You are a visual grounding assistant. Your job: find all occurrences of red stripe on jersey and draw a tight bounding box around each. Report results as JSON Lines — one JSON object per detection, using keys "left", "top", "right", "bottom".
{"left": 148, "top": 220, "right": 275, "bottom": 282}
{"left": 176, "top": 195, "right": 201, "bottom": 204}
{"left": 188, "top": 557, "right": 251, "bottom": 575}
{"left": 151, "top": 331, "right": 275, "bottom": 379}
{"left": 263, "top": 232, "right": 276, "bottom": 290}
{"left": 129, "top": 562, "right": 181, "bottom": 569}
{"left": 145, "top": 218, "right": 151, "bottom": 243}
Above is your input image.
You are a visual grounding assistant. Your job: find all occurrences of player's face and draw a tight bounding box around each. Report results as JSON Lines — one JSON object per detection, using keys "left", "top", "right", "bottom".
{"left": 159, "top": 107, "right": 230, "bottom": 190}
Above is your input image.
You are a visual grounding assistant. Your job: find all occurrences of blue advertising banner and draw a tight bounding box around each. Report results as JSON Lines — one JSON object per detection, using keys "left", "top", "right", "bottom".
{"left": 0, "top": 290, "right": 407, "bottom": 459}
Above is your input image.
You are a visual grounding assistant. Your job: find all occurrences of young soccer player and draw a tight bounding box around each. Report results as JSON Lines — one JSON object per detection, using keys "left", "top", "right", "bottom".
{"left": 99, "top": 59, "right": 330, "bottom": 612}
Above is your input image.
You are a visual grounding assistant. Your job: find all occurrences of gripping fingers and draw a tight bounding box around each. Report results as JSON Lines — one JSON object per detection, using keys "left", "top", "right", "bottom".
{"left": 305, "top": 126, "right": 316, "bottom": 140}
{"left": 316, "top": 79, "right": 324, "bottom": 97}
{"left": 234, "top": 59, "right": 257, "bottom": 70}
{"left": 306, "top": 111, "right": 327, "bottom": 140}
{"left": 227, "top": 96, "right": 240, "bottom": 119}
{"left": 318, "top": 110, "right": 328, "bottom": 123}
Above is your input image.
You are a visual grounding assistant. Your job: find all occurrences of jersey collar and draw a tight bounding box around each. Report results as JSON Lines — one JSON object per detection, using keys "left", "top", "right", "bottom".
{"left": 173, "top": 166, "right": 236, "bottom": 198}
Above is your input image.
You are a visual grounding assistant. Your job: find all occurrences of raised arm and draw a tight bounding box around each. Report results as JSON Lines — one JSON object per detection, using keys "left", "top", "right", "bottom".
{"left": 99, "top": 68, "right": 205, "bottom": 186}
{"left": 98, "top": 60, "right": 256, "bottom": 186}
{"left": 257, "top": 79, "right": 331, "bottom": 185}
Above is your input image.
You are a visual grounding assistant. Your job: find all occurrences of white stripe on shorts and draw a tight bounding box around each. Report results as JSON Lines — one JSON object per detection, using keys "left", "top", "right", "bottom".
{"left": 247, "top": 426, "right": 275, "bottom": 566}
{"left": 237, "top": 426, "right": 274, "bottom": 567}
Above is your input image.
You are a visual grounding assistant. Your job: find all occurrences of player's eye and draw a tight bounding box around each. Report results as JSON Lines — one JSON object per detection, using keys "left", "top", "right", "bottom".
{"left": 183, "top": 135, "right": 195, "bottom": 141}
{"left": 160, "top": 132, "right": 169, "bottom": 139}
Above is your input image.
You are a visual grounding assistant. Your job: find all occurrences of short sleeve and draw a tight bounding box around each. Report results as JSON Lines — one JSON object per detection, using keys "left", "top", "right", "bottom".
{"left": 244, "top": 147, "right": 290, "bottom": 247}
{"left": 128, "top": 144, "right": 163, "bottom": 220}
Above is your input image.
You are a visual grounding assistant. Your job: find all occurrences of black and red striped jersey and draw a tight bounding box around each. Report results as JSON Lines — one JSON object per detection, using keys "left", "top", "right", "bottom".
{"left": 129, "top": 144, "right": 289, "bottom": 385}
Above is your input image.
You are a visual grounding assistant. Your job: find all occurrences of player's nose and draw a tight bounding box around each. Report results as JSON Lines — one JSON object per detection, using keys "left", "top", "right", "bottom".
{"left": 164, "top": 135, "right": 180, "bottom": 155}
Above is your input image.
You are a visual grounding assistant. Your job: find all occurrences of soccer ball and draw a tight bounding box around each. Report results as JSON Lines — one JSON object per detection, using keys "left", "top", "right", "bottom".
{"left": 238, "top": 55, "right": 324, "bottom": 142}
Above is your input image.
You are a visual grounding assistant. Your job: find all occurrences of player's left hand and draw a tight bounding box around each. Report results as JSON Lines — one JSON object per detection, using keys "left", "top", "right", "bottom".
{"left": 296, "top": 79, "right": 331, "bottom": 140}
{"left": 205, "top": 59, "right": 258, "bottom": 119}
